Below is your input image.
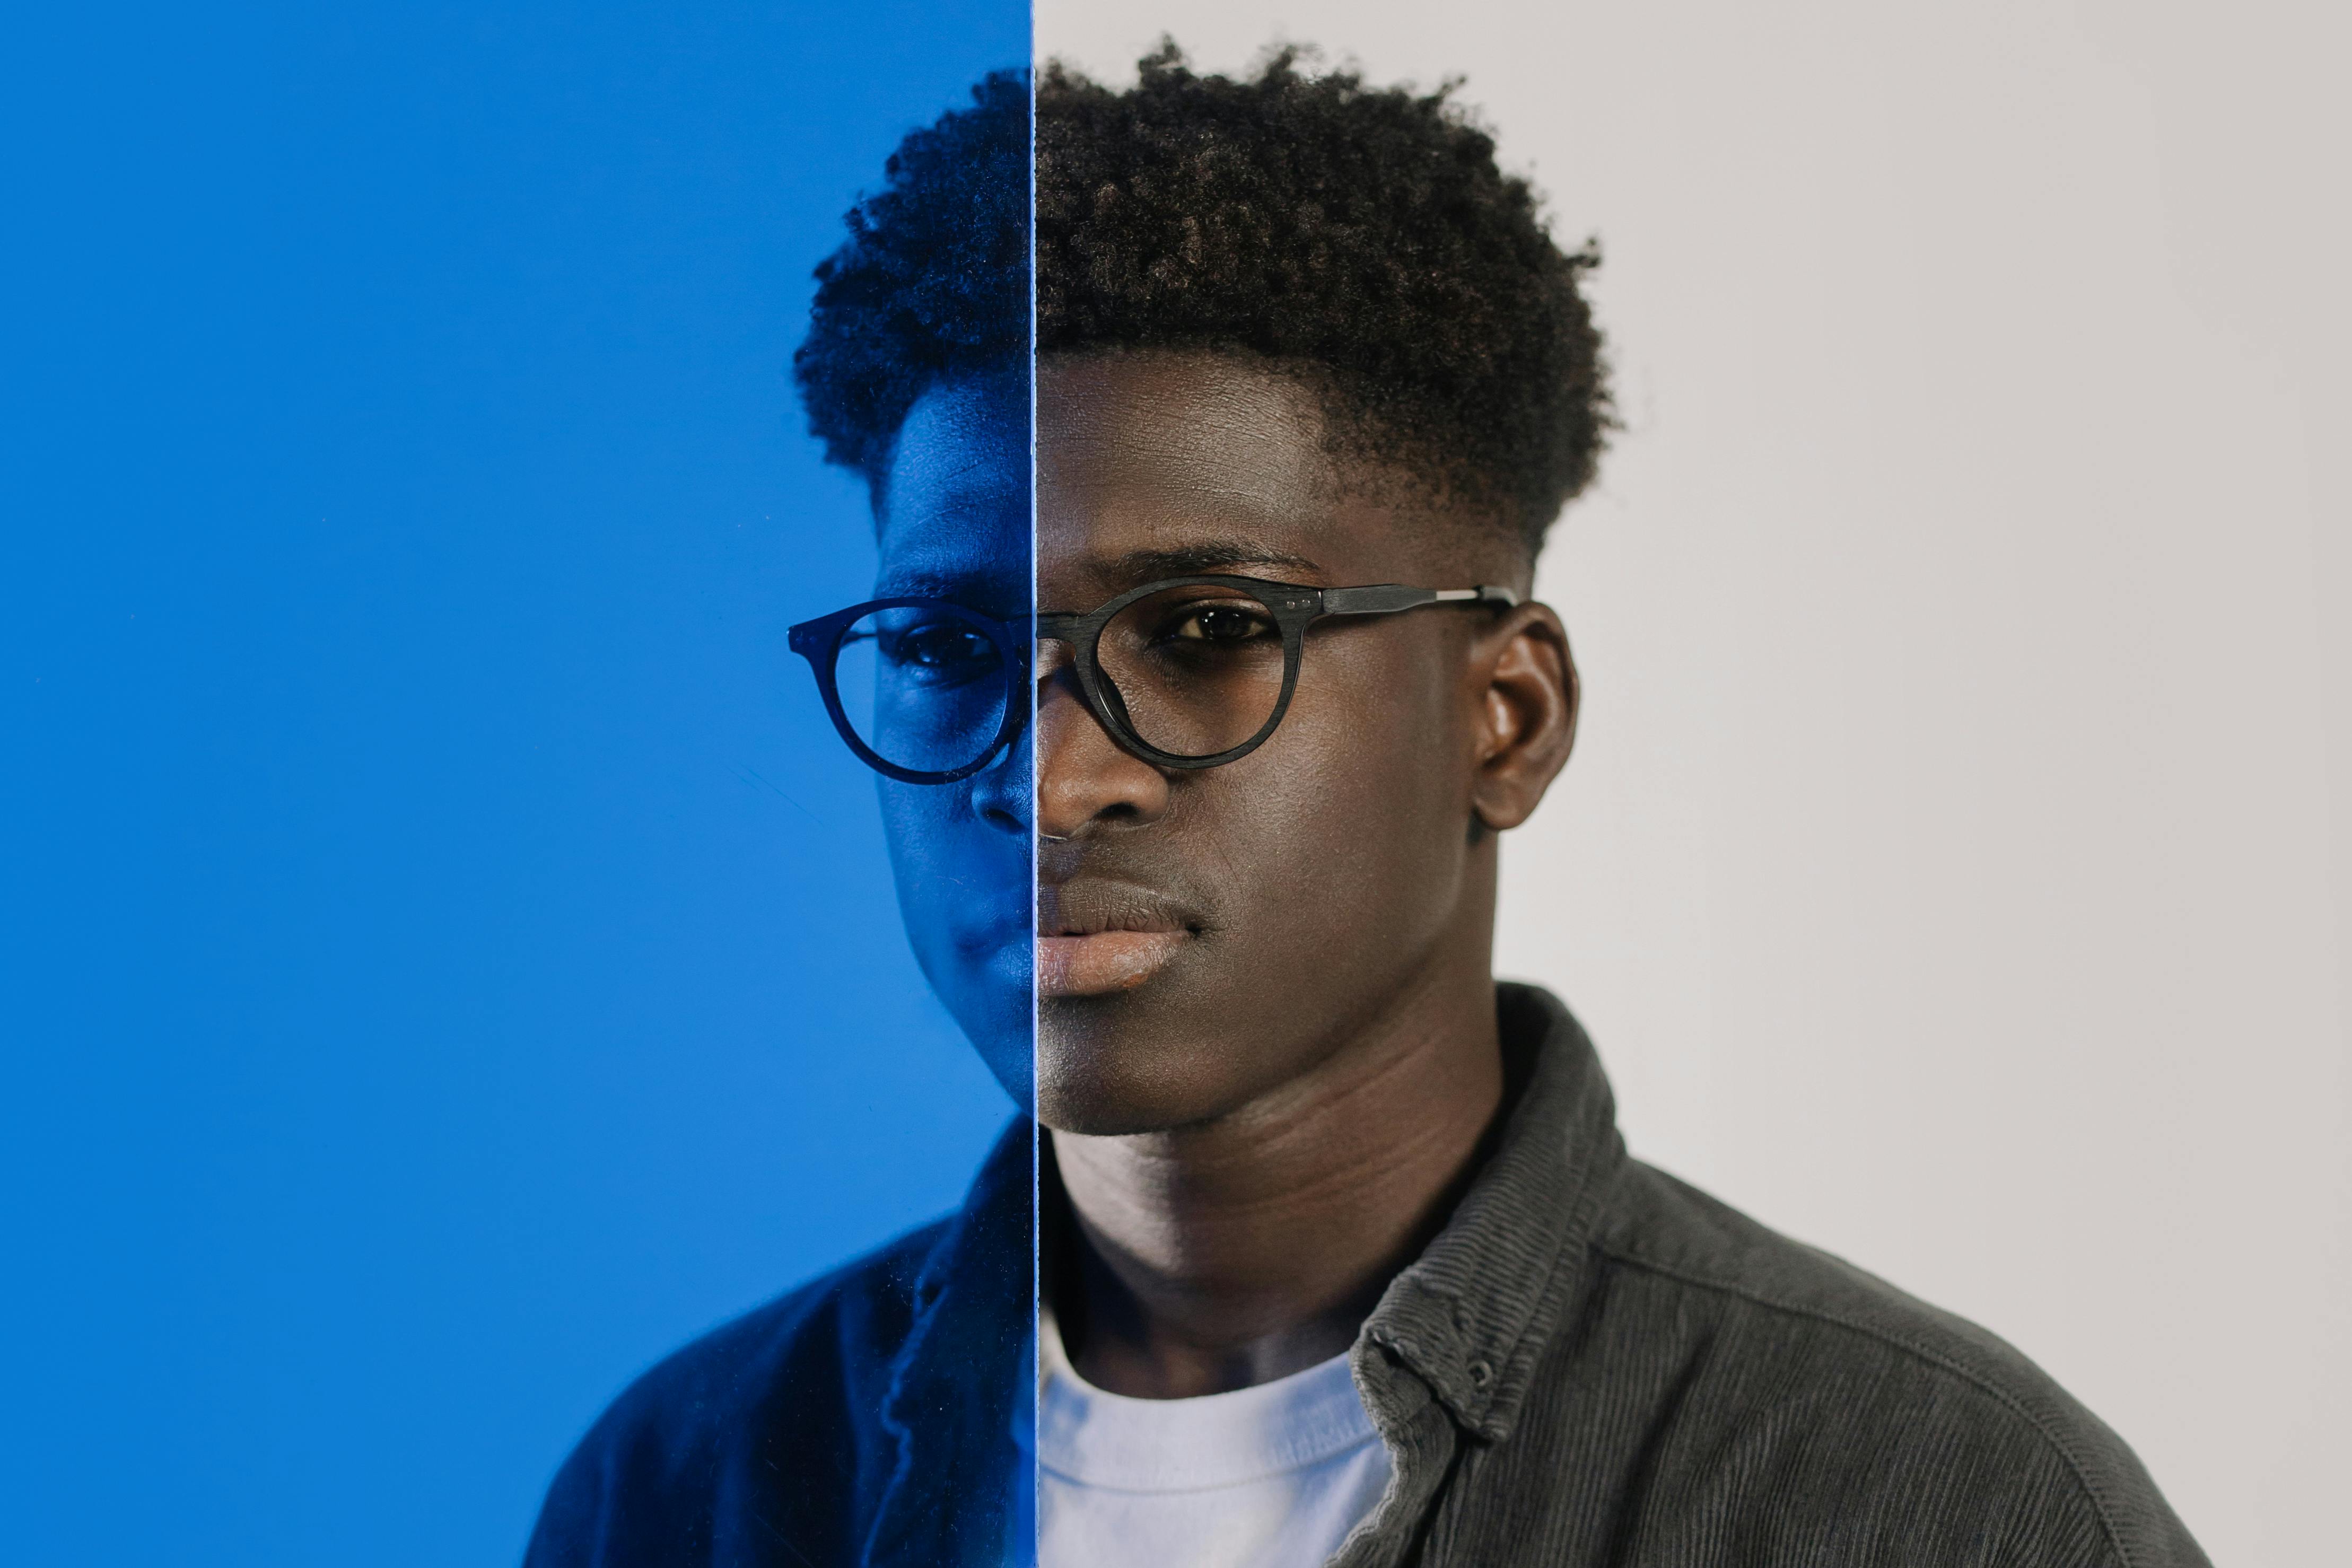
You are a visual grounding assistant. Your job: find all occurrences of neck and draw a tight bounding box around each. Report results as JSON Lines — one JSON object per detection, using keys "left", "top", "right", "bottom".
{"left": 1047, "top": 926, "right": 1504, "bottom": 1400}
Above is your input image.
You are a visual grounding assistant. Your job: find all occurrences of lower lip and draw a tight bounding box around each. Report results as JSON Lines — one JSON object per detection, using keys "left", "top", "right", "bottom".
{"left": 1036, "top": 931, "right": 1187, "bottom": 997}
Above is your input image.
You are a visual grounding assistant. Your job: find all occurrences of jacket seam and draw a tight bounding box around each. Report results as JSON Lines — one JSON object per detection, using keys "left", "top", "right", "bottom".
{"left": 1594, "top": 1245, "right": 2134, "bottom": 1568}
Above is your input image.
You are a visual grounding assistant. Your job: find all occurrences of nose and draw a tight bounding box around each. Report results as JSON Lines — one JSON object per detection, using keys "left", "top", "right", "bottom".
{"left": 964, "top": 713, "right": 1031, "bottom": 836}
{"left": 1035, "top": 641, "right": 1170, "bottom": 839}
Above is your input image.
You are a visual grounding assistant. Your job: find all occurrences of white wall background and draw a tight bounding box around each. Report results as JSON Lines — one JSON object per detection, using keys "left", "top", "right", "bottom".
{"left": 1036, "top": 4, "right": 2348, "bottom": 1563}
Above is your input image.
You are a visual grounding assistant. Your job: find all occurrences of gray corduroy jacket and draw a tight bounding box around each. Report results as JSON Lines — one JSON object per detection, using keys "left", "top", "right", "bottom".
{"left": 1324, "top": 983, "right": 2207, "bottom": 1567}
{"left": 529, "top": 982, "right": 2207, "bottom": 1567}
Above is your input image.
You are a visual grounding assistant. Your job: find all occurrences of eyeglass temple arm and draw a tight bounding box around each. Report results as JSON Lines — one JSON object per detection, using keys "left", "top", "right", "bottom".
{"left": 1319, "top": 584, "right": 1520, "bottom": 617}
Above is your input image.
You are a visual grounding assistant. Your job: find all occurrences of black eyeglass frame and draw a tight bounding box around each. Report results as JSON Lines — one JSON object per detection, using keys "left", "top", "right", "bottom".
{"left": 787, "top": 597, "right": 1029, "bottom": 785}
{"left": 788, "top": 575, "right": 1521, "bottom": 785}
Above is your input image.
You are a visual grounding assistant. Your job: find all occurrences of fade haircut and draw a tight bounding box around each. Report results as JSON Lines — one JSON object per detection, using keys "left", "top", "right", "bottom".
{"left": 796, "top": 48, "right": 1612, "bottom": 556}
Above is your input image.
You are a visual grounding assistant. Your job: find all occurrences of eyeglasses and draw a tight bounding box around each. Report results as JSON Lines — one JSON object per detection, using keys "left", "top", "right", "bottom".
{"left": 788, "top": 574, "right": 1520, "bottom": 784}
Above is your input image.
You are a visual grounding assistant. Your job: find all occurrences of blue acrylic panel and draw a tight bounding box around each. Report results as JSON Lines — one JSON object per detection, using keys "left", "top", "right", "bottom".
{"left": 0, "top": 4, "right": 1031, "bottom": 1564}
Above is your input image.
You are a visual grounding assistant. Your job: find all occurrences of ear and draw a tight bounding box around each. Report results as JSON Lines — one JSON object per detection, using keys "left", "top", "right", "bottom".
{"left": 1468, "top": 602, "right": 1579, "bottom": 833}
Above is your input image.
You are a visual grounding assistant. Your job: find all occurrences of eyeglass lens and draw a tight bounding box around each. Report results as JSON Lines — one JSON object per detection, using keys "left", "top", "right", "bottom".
{"left": 827, "top": 582, "right": 1297, "bottom": 776}
{"left": 832, "top": 604, "right": 1010, "bottom": 776}
{"left": 1093, "top": 582, "right": 1288, "bottom": 759}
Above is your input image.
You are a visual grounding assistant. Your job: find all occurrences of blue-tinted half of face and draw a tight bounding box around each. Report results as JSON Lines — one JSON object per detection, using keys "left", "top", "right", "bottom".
{"left": 871, "top": 367, "right": 1032, "bottom": 1105}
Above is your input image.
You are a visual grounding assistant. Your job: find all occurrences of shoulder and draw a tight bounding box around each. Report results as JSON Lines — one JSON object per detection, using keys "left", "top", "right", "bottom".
{"left": 523, "top": 1219, "right": 948, "bottom": 1568}
{"left": 1576, "top": 1161, "right": 2206, "bottom": 1568}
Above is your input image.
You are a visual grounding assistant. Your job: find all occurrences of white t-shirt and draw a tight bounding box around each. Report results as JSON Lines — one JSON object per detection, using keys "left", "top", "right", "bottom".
{"left": 1034, "top": 1312, "right": 1393, "bottom": 1568}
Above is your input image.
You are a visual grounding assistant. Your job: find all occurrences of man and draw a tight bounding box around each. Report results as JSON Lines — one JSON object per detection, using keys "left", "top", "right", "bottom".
{"left": 530, "top": 48, "right": 2208, "bottom": 1568}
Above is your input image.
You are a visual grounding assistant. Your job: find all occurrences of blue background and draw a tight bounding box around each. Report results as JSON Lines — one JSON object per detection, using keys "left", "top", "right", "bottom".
{"left": 1, "top": 4, "right": 1026, "bottom": 1562}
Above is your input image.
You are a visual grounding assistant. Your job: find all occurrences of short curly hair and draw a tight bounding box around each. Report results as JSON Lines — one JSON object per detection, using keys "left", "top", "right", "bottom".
{"left": 792, "top": 69, "right": 1031, "bottom": 487}
{"left": 795, "top": 48, "right": 1612, "bottom": 555}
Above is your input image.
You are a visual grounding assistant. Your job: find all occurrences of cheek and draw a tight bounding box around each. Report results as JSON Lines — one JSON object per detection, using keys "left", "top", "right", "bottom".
{"left": 875, "top": 786, "right": 1009, "bottom": 956}
{"left": 1206, "top": 644, "right": 1471, "bottom": 945}
{"left": 877, "top": 782, "right": 1033, "bottom": 1092}
{"left": 1297, "top": 633, "right": 1468, "bottom": 813}
{"left": 877, "top": 787, "right": 956, "bottom": 924}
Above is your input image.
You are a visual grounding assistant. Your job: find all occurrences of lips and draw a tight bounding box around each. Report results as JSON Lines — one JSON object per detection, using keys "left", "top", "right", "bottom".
{"left": 1036, "top": 881, "right": 1202, "bottom": 998}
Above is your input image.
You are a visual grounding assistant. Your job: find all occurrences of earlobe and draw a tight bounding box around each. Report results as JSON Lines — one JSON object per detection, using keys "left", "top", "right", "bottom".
{"left": 1468, "top": 605, "right": 1578, "bottom": 834}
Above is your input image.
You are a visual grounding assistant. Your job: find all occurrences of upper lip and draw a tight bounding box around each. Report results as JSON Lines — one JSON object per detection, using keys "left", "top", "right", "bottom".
{"left": 1037, "top": 879, "right": 1206, "bottom": 939}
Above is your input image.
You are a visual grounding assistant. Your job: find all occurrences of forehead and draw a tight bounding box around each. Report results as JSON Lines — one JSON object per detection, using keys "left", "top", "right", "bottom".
{"left": 1037, "top": 353, "right": 1420, "bottom": 595}
{"left": 876, "top": 372, "right": 1029, "bottom": 609}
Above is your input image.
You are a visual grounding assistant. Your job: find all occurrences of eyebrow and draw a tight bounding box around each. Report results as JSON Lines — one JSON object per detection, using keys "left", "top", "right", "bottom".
{"left": 1096, "top": 541, "right": 1324, "bottom": 581}
{"left": 872, "top": 567, "right": 1025, "bottom": 611}
{"left": 875, "top": 570, "right": 973, "bottom": 595}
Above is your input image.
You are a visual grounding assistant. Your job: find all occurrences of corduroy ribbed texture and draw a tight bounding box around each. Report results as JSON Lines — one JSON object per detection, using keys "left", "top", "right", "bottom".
{"left": 1329, "top": 984, "right": 2208, "bottom": 1568}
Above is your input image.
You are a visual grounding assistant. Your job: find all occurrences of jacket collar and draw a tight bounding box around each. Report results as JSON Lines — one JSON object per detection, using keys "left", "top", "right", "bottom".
{"left": 1357, "top": 983, "right": 1625, "bottom": 1442}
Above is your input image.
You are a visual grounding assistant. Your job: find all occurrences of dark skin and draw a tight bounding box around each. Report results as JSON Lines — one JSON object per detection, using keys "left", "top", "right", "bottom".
{"left": 1036, "top": 351, "right": 1580, "bottom": 1398}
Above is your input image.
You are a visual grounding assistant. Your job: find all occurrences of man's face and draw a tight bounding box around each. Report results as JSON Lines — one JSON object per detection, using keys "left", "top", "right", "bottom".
{"left": 1034, "top": 353, "right": 1542, "bottom": 1135}
{"left": 873, "top": 371, "right": 1033, "bottom": 1104}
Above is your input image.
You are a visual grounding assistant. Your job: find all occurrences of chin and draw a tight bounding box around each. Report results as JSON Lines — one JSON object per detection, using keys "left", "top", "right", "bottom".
{"left": 1034, "top": 1002, "right": 1244, "bottom": 1136}
{"left": 939, "top": 985, "right": 1030, "bottom": 1109}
